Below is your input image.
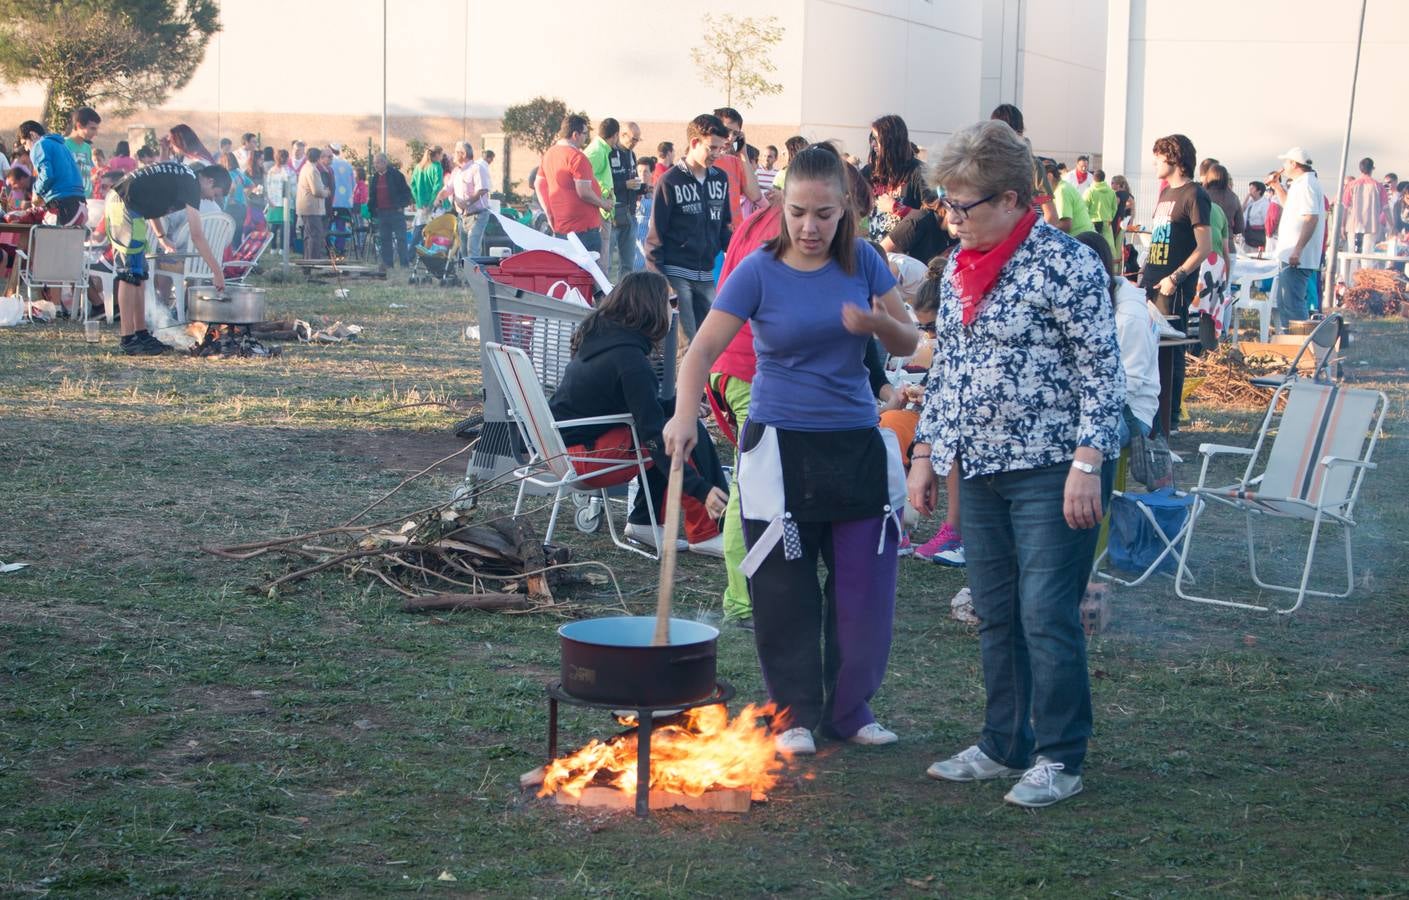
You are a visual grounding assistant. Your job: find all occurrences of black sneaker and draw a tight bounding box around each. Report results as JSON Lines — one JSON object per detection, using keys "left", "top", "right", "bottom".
{"left": 120, "top": 332, "right": 169, "bottom": 356}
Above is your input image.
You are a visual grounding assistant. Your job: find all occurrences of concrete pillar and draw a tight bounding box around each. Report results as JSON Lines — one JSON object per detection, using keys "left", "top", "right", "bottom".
{"left": 1101, "top": 0, "right": 1134, "bottom": 178}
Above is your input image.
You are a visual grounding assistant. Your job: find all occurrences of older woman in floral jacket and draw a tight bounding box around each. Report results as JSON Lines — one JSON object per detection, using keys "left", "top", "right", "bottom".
{"left": 907, "top": 120, "right": 1124, "bottom": 809}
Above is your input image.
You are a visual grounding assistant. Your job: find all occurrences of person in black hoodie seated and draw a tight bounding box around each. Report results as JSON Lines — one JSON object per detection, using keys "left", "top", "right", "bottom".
{"left": 550, "top": 271, "right": 729, "bottom": 556}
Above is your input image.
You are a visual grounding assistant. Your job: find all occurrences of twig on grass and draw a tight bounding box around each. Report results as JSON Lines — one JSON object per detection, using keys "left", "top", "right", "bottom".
{"left": 342, "top": 438, "right": 479, "bottom": 526}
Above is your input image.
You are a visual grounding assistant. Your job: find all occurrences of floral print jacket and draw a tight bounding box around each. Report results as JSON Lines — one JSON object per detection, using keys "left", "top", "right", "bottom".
{"left": 915, "top": 221, "right": 1125, "bottom": 477}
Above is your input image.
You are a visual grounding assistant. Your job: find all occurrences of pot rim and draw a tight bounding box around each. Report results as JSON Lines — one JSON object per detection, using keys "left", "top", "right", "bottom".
{"left": 559, "top": 615, "right": 719, "bottom": 648}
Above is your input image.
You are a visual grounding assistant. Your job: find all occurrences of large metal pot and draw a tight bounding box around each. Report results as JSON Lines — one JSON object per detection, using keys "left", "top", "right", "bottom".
{"left": 559, "top": 616, "right": 718, "bottom": 707}
{"left": 190, "top": 286, "right": 267, "bottom": 324}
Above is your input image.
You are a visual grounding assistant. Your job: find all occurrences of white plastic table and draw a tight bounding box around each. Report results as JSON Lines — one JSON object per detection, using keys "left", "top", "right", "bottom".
{"left": 1231, "top": 255, "right": 1281, "bottom": 342}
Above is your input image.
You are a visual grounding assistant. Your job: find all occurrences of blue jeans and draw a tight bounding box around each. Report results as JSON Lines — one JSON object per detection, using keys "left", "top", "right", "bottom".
{"left": 959, "top": 462, "right": 1102, "bottom": 774}
{"left": 666, "top": 275, "right": 715, "bottom": 339}
{"left": 1277, "top": 265, "right": 1313, "bottom": 329}
{"left": 610, "top": 213, "right": 636, "bottom": 280}
{"left": 462, "top": 210, "right": 489, "bottom": 258}
{"left": 557, "top": 227, "right": 601, "bottom": 256}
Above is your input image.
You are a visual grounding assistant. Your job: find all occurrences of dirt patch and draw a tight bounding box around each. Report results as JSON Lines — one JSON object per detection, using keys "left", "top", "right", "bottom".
{"left": 323, "top": 428, "right": 475, "bottom": 476}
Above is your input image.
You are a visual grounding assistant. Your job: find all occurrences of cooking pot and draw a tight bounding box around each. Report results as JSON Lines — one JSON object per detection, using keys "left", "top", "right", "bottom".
{"left": 559, "top": 616, "right": 718, "bottom": 707}
{"left": 190, "top": 286, "right": 267, "bottom": 324}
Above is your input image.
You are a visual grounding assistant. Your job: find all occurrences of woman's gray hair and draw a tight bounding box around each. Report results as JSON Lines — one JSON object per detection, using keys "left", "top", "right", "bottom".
{"left": 930, "top": 120, "right": 1034, "bottom": 209}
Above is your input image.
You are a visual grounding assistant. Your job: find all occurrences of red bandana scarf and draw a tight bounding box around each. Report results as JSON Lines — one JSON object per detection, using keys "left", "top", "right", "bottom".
{"left": 952, "top": 208, "right": 1038, "bottom": 326}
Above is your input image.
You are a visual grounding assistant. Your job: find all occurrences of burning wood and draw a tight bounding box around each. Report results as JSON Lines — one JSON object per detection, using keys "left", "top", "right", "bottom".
{"left": 190, "top": 324, "right": 282, "bottom": 358}
{"left": 535, "top": 703, "right": 786, "bottom": 812}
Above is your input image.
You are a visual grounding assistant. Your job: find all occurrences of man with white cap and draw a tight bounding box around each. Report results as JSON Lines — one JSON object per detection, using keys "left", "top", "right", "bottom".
{"left": 1265, "top": 147, "right": 1325, "bottom": 328}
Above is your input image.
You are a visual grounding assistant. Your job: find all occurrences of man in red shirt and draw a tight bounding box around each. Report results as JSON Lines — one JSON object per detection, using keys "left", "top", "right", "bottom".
{"left": 711, "top": 107, "right": 763, "bottom": 226}
{"left": 535, "top": 114, "right": 613, "bottom": 254}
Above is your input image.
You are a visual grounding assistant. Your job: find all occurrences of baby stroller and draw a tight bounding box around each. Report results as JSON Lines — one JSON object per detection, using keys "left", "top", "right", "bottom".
{"left": 409, "top": 211, "right": 461, "bottom": 286}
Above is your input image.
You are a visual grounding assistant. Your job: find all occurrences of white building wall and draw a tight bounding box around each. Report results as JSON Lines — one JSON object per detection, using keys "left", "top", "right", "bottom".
{"left": 1105, "top": 0, "right": 1409, "bottom": 220}
{"left": 1015, "top": 0, "right": 1108, "bottom": 163}
{"left": 0, "top": 0, "right": 1110, "bottom": 170}
{"left": 796, "top": 0, "right": 986, "bottom": 156}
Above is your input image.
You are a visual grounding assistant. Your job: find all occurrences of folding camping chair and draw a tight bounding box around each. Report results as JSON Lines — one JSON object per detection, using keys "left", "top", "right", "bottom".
{"left": 223, "top": 229, "right": 274, "bottom": 285}
{"left": 15, "top": 225, "right": 88, "bottom": 321}
{"left": 1175, "top": 380, "right": 1387, "bottom": 615}
{"left": 1250, "top": 313, "right": 1344, "bottom": 389}
{"left": 1091, "top": 487, "right": 1197, "bottom": 587}
{"left": 481, "top": 341, "right": 661, "bottom": 560}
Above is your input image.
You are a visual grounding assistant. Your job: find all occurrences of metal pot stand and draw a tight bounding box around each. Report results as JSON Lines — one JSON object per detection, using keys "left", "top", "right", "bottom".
{"left": 544, "top": 679, "right": 735, "bottom": 818}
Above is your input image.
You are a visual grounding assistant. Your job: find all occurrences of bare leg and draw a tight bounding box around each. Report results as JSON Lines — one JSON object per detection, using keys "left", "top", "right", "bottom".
{"left": 945, "top": 467, "right": 961, "bottom": 531}
{"left": 117, "top": 279, "right": 146, "bottom": 337}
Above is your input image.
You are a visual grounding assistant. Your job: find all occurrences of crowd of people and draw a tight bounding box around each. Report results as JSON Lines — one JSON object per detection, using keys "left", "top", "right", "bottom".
{"left": 10, "top": 100, "right": 1401, "bottom": 806}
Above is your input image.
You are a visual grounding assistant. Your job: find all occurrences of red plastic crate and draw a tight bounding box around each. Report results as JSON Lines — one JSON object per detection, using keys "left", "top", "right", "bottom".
{"left": 483, "top": 250, "right": 595, "bottom": 304}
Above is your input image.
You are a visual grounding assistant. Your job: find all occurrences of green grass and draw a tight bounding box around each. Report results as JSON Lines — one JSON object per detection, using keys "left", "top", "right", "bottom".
{"left": 2, "top": 274, "right": 1408, "bottom": 897}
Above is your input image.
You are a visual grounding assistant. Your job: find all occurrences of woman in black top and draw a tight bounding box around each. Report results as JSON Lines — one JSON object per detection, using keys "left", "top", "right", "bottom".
{"left": 550, "top": 272, "right": 729, "bottom": 554}
{"left": 861, "top": 114, "right": 926, "bottom": 241}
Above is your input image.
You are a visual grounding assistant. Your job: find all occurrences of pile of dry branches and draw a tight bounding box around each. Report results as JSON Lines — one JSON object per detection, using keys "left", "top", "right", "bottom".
{"left": 1186, "top": 345, "right": 1283, "bottom": 409}
{"left": 1342, "top": 269, "right": 1408, "bottom": 317}
{"left": 202, "top": 441, "right": 625, "bottom": 616}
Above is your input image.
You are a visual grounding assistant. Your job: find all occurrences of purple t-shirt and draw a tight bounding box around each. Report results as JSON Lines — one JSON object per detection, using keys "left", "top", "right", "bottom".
{"left": 713, "top": 238, "right": 898, "bottom": 430}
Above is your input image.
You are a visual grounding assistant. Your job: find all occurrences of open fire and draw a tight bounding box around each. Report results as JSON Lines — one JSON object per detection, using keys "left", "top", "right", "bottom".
{"left": 537, "top": 702, "right": 787, "bottom": 809}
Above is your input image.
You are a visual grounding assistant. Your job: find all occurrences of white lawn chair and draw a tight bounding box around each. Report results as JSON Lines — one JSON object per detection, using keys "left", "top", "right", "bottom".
{"left": 153, "top": 211, "right": 235, "bottom": 322}
{"left": 1250, "top": 313, "right": 1344, "bottom": 389}
{"left": 482, "top": 341, "right": 661, "bottom": 559}
{"left": 14, "top": 226, "right": 88, "bottom": 321}
{"left": 1175, "top": 381, "right": 1387, "bottom": 615}
{"left": 83, "top": 250, "right": 117, "bottom": 323}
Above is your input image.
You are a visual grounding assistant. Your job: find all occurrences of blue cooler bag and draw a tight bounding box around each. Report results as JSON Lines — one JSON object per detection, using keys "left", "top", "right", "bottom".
{"left": 1108, "top": 488, "right": 1194, "bottom": 576}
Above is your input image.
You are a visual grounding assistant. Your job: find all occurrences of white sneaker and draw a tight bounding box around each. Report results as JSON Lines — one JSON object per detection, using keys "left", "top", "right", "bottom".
{"left": 624, "top": 522, "right": 687, "bottom": 551}
{"left": 1004, "top": 757, "right": 1084, "bottom": 808}
{"left": 926, "top": 745, "right": 1023, "bottom": 782}
{"left": 775, "top": 727, "right": 816, "bottom": 756}
{"left": 687, "top": 534, "right": 724, "bottom": 557}
{"left": 848, "top": 722, "right": 898, "bottom": 745}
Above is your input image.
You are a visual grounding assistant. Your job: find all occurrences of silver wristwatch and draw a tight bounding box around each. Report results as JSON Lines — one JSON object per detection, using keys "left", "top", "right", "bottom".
{"left": 1070, "top": 460, "right": 1099, "bottom": 475}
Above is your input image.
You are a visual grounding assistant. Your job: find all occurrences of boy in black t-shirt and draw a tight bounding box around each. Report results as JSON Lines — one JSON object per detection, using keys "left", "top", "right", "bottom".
{"left": 105, "top": 162, "right": 230, "bottom": 355}
{"left": 1138, "top": 134, "right": 1211, "bottom": 432}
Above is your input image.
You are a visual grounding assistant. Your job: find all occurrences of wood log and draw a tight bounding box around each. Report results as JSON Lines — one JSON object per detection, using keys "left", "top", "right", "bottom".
{"left": 489, "top": 517, "right": 552, "bottom": 601}
{"left": 519, "top": 766, "right": 546, "bottom": 790}
{"left": 440, "top": 524, "right": 518, "bottom": 557}
{"left": 400, "top": 592, "right": 532, "bottom": 613}
{"left": 554, "top": 785, "right": 752, "bottom": 814}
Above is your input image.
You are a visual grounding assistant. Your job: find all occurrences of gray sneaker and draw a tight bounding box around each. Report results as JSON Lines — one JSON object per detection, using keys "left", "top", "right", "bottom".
{"left": 926, "top": 745, "right": 1023, "bottom": 782}
{"left": 1004, "top": 757, "right": 1084, "bottom": 808}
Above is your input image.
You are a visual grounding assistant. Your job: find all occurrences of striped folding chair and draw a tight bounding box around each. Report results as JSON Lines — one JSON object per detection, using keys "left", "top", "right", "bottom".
{"left": 1175, "top": 381, "right": 1387, "bottom": 614}
{"left": 482, "top": 341, "right": 661, "bottom": 560}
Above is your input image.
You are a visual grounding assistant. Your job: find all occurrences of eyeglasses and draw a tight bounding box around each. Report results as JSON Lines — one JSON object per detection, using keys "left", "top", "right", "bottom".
{"left": 916, "top": 321, "right": 937, "bottom": 335}
{"left": 939, "top": 193, "right": 997, "bottom": 222}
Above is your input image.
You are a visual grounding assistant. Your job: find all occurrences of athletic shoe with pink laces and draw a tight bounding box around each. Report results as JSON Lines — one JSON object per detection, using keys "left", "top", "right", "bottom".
{"left": 897, "top": 532, "right": 915, "bottom": 557}
{"left": 916, "top": 523, "right": 965, "bottom": 567}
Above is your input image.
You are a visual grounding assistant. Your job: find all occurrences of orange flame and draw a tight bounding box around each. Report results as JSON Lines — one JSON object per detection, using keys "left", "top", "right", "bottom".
{"left": 539, "top": 702, "right": 788, "bottom": 800}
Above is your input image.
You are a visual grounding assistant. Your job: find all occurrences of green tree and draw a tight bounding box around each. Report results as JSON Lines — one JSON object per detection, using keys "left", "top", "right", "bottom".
{"left": 501, "top": 97, "right": 587, "bottom": 157}
{"left": 691, "top": 14, "right": 784, "bottom": 109}
{"left": 0, "top": 0, "right": 220, "bottom": 131}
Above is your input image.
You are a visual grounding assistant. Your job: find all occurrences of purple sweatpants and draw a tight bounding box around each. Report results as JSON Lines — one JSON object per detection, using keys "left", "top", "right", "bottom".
{"left": 743, "top": 515, "right": 898, "bottom": 737}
